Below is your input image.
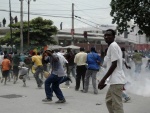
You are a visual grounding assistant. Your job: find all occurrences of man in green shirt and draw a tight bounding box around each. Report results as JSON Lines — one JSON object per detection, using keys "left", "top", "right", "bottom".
{"left": 132, "top": 50, "right": 142, "bottom": 74}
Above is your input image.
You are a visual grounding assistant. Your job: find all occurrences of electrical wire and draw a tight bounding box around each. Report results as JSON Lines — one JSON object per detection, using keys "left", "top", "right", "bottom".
{"left": 74, "top": 5, "right": 99, "bottom": 25}
{"left": 0, "top": 9, "right": 72, "bottom": 18}
{"left": 75, "top": 18, "right": 102, "bottom": 30}
{"left": 75, "top": 15, "right": 100, "bottom": 26}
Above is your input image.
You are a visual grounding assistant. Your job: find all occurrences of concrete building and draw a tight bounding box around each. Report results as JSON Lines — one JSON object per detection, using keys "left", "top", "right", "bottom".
{"left": 0, "top": 25, "right": 150, "bottom": 52}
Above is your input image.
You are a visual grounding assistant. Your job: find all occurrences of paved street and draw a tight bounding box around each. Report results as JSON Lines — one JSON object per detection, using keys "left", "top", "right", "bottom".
{"left": 0, "top": 59, "right": 150, "bottom": 113}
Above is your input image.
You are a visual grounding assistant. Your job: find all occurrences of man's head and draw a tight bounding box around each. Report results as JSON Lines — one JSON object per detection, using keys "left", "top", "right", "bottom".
{"left": 37, "top": 52, "right": 40, "bottom": 55}
{"left": 4, "top": 55, "right": 7, "bottom": 59}
{"left": 32, "top": 51, "right": 36, "bottom": 56}
{"left": 54, "top": 49, "right": 60, "bottom": 53}
{"left": 45, "top": 50, "right": 54, "bottom": 56}
{"left": 121, "top": 47, "right": 125, "bottom": 52}
{"left": 104, "top": 29, "right": 116, "bottom": 44}
{"left": 14, "top": 51, "right": 17, "bottom": 54}
{"left": 67, "top": 48, "right": 71, "bottom": 53}
{"left": 4, "top": 51, "right": 7, "bottom": 55}
{"left": 80, "top": 47, "right": 85, "bottom": 52}
{"left": 134, "top": 50, "right": 138, "bottom": 53}
{"left": 91, "top": 47, "right": 96, "bottom": 53}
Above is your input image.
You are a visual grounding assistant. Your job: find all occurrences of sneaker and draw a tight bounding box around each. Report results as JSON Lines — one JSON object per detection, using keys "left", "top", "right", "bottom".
{"left": 82, "top": 90, "right": 87, "bottom": 93}
{"left": 55, "top": 99, "right": 66, "bottom": 103}
{"left": 42, "top": 98, "right": 52, "bottom": 102}
{"left": 124, "top": 97, "right": 131, "bottom": 102}
{"left": 38, "top": 81, "right": 43, "bottom": 88}
{"left": 94, "top": 90, "right": 98, "bottom": 94}
{"left": 27, "top": 76, "right": 30, "bottom": 80}
{"left": 75, "top": 88, "right": 79, "bottom": 91}
{"left": 94, "top": 92, "right": 98, "bottom": 94}
{"left": 13, "top": 81, "right": 16, "bottom": 84}
{"left": 23, "top": 83, "right": 26, "bottom": 87}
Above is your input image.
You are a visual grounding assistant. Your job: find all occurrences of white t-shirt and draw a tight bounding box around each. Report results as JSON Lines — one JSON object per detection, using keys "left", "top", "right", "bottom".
{"left": 57, "top": 52, "right": 68, "bottom": 65}
{"left": 56, "top": 52, "right": 68, "bottom": 77}
{"left": 106, "top": 41, "right": 126, "bottom": 85}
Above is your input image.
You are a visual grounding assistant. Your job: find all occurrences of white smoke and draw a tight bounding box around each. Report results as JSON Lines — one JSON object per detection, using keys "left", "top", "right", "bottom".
{"left": 125, "top": 59, "right": 150, "bottom": 97}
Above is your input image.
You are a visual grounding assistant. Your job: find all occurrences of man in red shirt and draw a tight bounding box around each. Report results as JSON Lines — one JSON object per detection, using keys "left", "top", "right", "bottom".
{"left": 1, "top": 55, "right": 11, "bottom": 85}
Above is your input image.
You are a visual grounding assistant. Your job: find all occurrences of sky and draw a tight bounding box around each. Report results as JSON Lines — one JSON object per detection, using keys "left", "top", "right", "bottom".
{"left": 0, "top": 0, "right": 113, "bottom": 29}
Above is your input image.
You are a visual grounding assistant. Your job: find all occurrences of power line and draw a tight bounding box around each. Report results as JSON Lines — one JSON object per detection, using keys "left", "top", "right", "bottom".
{"left": 74, "top": 5, "right": 98, "bottom": 25}
{"left": 0, "top": 9, "right": 72, "bottom": 18}
{"left": 75, "top": 7, "right": 110, "bottom": 11}
{"left": 0, "top": 8, "right": 110, "bottom": 25}
{"left": 29, "top": 7, "right": 110, "bottom": 11}
{"left": 75, "top": 18, "right": 102, "bottom": 30}
{"left": 75, "top": 15, "right": 100, "bottom": 26}
{"left": 31, "top": 9, "right": 71, "bottom": 11}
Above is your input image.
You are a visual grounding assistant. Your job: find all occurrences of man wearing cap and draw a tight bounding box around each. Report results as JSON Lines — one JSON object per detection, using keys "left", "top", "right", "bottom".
{"left": 42, "top": 50, "right": 66, "bottom": 103}
{"left": 98, "top": 29, "right": 125, "bottom": 113}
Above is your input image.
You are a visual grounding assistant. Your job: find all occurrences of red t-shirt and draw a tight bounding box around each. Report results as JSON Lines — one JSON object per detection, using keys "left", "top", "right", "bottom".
{"left": 2, "top": 59, "right": 11, "bottom": 71}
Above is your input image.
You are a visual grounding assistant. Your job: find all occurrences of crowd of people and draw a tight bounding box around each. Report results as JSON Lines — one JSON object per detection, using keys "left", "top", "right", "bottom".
{"left": 0, "top": 29, "right": 147, "bottom": 113}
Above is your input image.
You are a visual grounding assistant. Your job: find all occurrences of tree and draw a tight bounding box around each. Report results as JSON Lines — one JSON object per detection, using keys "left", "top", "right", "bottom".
{"left": 0, "top": 17, "right": 58, "bottom": 49}
{"left": 110, "top": 0, "right": 150, "bottom": 35}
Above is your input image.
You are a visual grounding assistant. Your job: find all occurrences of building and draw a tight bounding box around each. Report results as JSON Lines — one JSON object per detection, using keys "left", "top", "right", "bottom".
{"left": 0, "top": 25, "right": 150, "bottom": 52}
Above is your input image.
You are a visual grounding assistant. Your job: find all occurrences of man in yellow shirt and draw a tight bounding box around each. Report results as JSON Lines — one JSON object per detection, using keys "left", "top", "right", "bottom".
{"left": 32, "top": 52, "right": 43, "bottom": 88}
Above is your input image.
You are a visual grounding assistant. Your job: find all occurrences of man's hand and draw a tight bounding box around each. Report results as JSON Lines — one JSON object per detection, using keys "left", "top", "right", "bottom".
{"left": 126, "top": 65, "right": 131, "bottom": 69}
{"left": 98, "top": 79, "right": 106, "bottom": 90}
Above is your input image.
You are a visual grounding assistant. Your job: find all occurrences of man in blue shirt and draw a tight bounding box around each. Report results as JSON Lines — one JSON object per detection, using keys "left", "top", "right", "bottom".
{"left": 83, "top": 47, "right": 101, "bottom": 94}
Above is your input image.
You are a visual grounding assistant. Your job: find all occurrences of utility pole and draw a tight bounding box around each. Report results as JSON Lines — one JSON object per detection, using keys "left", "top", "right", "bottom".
{"left": 9, "top": 0, "right": 13, "bottom": 52}
{"left": 27, "top": 0, "right": 30, "bottom": 46}
{"left": 27, "top": 0, "right": 36, "bottom": 46}
{"left": 20, "top": 0, "right": 23, "bottom": 54}
{"left": 71, "top": 3, "right": 74, "bottom": 45}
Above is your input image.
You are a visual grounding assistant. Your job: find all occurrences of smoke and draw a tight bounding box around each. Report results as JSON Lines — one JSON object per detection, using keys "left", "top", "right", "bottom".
{"left": 125, "top": 60, "right": 150, "bottom": 97}
{"left": 98, "top": 58, "right": 150, "bottom": 97}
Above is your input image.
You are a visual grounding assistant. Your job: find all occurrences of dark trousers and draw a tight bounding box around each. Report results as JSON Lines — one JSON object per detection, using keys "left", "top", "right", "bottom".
{"left": 34, "top": 66, "right": 43, "bottom": 86}
{"left": 45, "top": 74, "right": 65, "bottom": 100}
{"left": 51, "top": 76, "right": 69, "bottom": 94}
{"left": 75, "top": 65, "right": 87, "bottom": 90}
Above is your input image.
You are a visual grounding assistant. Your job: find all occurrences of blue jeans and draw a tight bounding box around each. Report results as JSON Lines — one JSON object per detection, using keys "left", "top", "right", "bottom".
{"left": 45, "top": 74, "right": 65, "bottom": 100}
{"left": 60, "top": 76, "right": 69, "bottom": 84}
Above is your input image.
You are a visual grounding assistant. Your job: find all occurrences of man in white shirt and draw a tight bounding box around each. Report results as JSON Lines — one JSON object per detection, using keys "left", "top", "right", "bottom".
{"left": 98, "top": 29, "right": 126, "bottom": 113}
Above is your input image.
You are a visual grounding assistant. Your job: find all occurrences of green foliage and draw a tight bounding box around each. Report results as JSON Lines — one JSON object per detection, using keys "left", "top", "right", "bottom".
{"left": 0, "top": 17, "right": 58, "bottom": 47}
{"left": 110, "top": 0, "right": 150, "bottom": 35}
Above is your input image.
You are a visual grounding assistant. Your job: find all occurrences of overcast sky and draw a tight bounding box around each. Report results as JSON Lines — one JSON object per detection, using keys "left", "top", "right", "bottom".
{"left": 0, "top": 0, "right": 113, "bottom": 29}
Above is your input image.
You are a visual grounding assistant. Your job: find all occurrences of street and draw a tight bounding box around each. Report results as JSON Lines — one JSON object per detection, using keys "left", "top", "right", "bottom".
{"left": 0, "top": 58, "right": 150, "bottom": 113}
